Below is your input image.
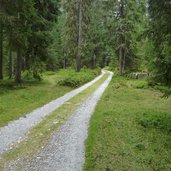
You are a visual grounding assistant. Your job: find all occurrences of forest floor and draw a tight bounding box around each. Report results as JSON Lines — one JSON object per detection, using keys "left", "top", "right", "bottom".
{"left": 0, "top": 70, "right": 104, "bottom": 155}
{"left": 0, "top": 69, "right": 99, "bottom": 127}
{"left": 0, "top": 70, "right": 111, "bottom": 171}
{"left": 0, "top": 71, "right": 170, "bottom": 171}
{"left": 84, "top": 76, "right": 171, "bottom": 171}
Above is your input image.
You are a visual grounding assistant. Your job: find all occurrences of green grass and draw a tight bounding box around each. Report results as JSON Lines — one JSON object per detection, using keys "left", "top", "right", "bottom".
{"left": 0, "top": 68, "right": 100, "bottom": 127}
{"left": 84, "top": 76, "right": 171, "bottom": 171}
{"left": 132, "top": 78, "right": 171, "bottom": 98}
{"left": 0, "top": 72, "right": 109, "bottom": 171}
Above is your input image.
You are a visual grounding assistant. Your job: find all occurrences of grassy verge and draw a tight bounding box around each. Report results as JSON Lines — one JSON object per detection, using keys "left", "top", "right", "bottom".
{"left": 84, "top": 76, "right": 171, "bottom": 171}
{"left": 0, "top": 72, "right": 109, "bottom": 171}
{"left": 0, "top": 68, "right": 100, "bottom": 127}
{"left": 135, "top": 79, "right": 171, "bottom": 98}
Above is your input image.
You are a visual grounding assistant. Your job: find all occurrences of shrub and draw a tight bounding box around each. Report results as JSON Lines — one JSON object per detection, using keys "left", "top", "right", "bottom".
{"left": 138, "top": 112, "right": 171, "bottom": 134}
{"left": 57, "top": 68, "right": 101, "bottom": 88}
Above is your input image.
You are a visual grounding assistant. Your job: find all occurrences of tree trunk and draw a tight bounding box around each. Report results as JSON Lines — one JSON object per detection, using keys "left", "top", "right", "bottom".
{"left": 9, "top": 32, "right": 13, "bottom": 79}
{"left": 9, "top": 48, "right": 13, "bottom": 79}
{"left": 76, "top": 0, "right": 82, "bottom": 72}
{"left": 63, "top": 52, "right": 66, "bottom": 69}
{"left": 118, "top": 0, "right": 125, "bottom": 76}
{"left": 92, "top": 55, "right": 96, "bottom": 69}
{"left": 0, "top": 22, "right": 3, "bottom": 80}
{"left": 119, "top": 47, "right": 125, "bottom": 76}
{"left": 15, "top": 49, "right": 22, "bottom": 83}
{"left": 122, "top": 48, "right": 126, "bottom": 72}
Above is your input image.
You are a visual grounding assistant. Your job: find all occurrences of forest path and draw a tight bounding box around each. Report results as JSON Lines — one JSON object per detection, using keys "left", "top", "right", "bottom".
{"left": 0, "top": 71, "right": 105, "bottom": 155}
{"left": 24, "top": 71, "right": 113, "bottom": 171}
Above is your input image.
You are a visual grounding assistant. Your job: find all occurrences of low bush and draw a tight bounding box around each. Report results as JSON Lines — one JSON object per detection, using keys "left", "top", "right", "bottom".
{"left": 136, "top": 82, "right": 149, "bottom": 89}
{"left": 57, "top": 68, "right": 101, "bottom": 88}
{"left": 155, "top": 86, "right": 171, "bottom": 98}
{"left": 135, "top": 79, "right": 171, "bottom": 97}
{"left": 138, "top": 112, "right": 171, "bottom": 134}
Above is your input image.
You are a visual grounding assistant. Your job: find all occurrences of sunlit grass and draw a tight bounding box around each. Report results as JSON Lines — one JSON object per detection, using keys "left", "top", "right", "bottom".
{"left": 84, "top": 76, "right": 171, "bottom": 171}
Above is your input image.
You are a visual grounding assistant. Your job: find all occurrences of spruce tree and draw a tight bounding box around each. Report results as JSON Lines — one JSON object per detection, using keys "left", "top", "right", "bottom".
{"left": 148, "top": 0, "right": 171, "bottom": 85}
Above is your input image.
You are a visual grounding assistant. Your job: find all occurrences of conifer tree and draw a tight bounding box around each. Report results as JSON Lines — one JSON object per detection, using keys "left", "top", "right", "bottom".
{"left": 148, "top": 0, "right": 171, "bottom": 85}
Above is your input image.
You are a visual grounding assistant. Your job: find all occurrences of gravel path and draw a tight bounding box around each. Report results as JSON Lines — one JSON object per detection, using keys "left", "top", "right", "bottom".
{"left": 0, "top": 71, "right": 105, "bottom": 155}
{"left": 24, "top": 71, "right": 113, "bottom": 171}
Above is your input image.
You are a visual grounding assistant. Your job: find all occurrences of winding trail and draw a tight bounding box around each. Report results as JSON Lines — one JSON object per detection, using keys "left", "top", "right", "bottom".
{"left": 0, "top": 71, "right": 105, "bottom": 155}
{"left": 24, "top": 71, "right": 113, "bottom": 171}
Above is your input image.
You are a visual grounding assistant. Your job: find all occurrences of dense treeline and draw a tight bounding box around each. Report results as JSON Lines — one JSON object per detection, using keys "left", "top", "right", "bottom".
{"left": 0, "top": 0, "right": 60, "bottom": 82}
{"left": 0, "top": 0, "right": 170, "bottom": 85}
{"left": 148, "top": 0, "right": 171, "bottom": 85}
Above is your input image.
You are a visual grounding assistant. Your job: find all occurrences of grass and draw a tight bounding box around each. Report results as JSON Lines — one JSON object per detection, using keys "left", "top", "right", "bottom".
{"left": 0, "top": 68, "right": 100, "bottom": 127}
{"left": 0, "top": 72, "right": 109, "bottom": 171}
{"left": 131, "top": 78, "right": 171, "bottom": 98}
{"left": 84, "top": 76, "right": 171, "bottom": 171}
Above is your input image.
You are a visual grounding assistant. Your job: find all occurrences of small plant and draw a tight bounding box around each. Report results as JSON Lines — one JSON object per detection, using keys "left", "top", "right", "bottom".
{"left": 22, "top": 62, "right": 46, "bottom": 81}
{"left": 136, "top": 82, "right": 148, "bottom": 89}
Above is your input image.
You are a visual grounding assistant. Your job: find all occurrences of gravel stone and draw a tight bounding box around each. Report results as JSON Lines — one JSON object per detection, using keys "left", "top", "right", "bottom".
{"left": 0, "top": 71, "right": 105, "bottom": 155}
{"left": 24, "top": 71, "right": 113, "bottom": 171}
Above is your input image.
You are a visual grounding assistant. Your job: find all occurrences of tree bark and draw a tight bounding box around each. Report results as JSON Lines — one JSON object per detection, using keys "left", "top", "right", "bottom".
{"left": 9, "top": 32, "right": 13, "bottom": 79}
{"left": 9, "top": 48, "right": 13, "bottom": 79}
{"left": 119, "top": 47, "right": 125, "bottom": 76}
{"left": 15, "top": 49, "right": 22, "bottom": 83}
{"left": 122, "top": 48, "right": 126, "bottom": 72}
{"left": 92, "top": 55, "right": 96, "bottom": 69}
{"left": 0, "top": 22, "right": 3, "bottom": 80}
{"left": 76, "top": 0, "right": 82, "bottom": 72}
{"left": 63, "top": 51, "right": 66, "bottom": 69}
{"left": 118, "top": 0, "right": 125, "bottom": 76}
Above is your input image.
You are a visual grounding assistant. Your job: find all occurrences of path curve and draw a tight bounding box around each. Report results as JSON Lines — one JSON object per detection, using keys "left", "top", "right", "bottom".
{"left": 24, "top": 71, "right": 113, "bottom": 171}
{"left": 0, "top": 71, "right": 105, "bottom": 155}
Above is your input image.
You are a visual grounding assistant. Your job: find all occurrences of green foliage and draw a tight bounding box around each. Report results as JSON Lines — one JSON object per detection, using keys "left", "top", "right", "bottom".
{"left": 57, "top": 69, "right": 100, "bottom": 88}
{"left": 31, "top": 61, "right": 46, "bottom": 80}
{"left": 148, "top": 0, "right": 171, "bottom": 85}
{"left": 0, "top": 0, "right": 60, "bottom": 82}
{"left": 136, "top": 82, "right": 149, "bottom": 89}
{"left": 0, "top": 0, "right": 170, "bottom": 87}
{"left": 22, "top": 62, "right": 46, "bottom": 80}
{"left": 139, "top": 112, "right": 171, "bottom": 134}
{"left": 135, "top": 79, "right": 171, "bottom": 98}
{"left": 155, "top": 86, "right": 171, "bottom": 98}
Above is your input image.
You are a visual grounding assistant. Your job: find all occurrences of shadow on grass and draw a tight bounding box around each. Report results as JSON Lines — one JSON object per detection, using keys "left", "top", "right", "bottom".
{"left": 0, "top": 79, "right": 47, "bottom": 95}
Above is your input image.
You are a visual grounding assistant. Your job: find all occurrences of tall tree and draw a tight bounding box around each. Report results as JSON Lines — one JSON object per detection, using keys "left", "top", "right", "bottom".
{"left": 148, "top": 0, "right": 171, "bottom": 85}
{"left": 63, "top": 0, "right": 92, "bottom": 71}
{"left": 76, "top": 0, "right": 83, "bottom": 72}
{"left": 0, "top": 19, "right": 3, "bottom": 79}
{"left": 0, "top": 0, "right": 5, "bottom": 80}
{"left": 118, "top": 0, "right": 126, "bottom": 75}
{"left": 102, "top": 0, "right": 146, "bottom": 74}
{"left": 81, "top": 0, "right": 104, "bottom": 69}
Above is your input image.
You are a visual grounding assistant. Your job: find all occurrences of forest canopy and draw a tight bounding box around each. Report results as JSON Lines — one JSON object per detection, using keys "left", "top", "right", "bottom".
{"left": 0, "top": 0, "right": 170, "bottom": 85}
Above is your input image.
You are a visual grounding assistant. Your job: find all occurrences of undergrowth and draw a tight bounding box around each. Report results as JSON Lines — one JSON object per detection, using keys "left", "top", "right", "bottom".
{"left": 57, "top": 68, "right": 101, "bottom": 88}
{"left": 135, "top": 80, "right": 171, "bottom": 98}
